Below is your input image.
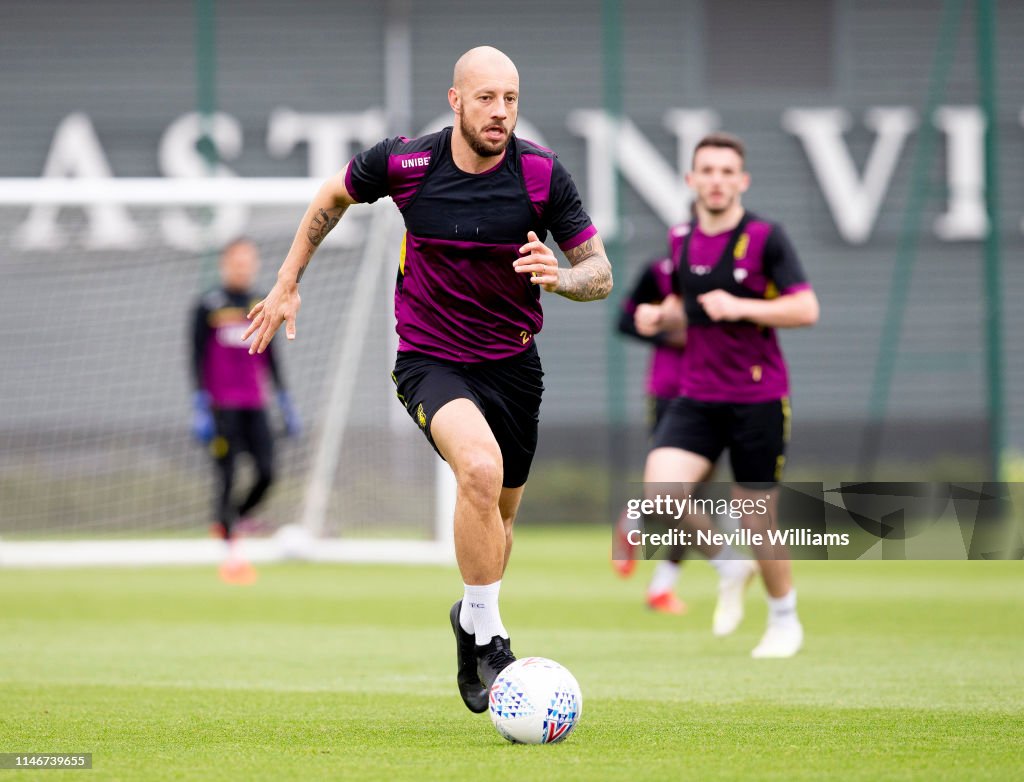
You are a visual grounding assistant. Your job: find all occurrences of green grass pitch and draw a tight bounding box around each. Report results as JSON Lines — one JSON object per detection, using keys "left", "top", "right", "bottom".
{"left": 1, "top": 526, "right": 1021, "bottom": 781}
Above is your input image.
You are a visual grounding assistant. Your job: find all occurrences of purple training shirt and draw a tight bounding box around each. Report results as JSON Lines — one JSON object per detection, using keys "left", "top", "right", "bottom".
{"left": 345, "top": 128, "right": 596, "bottom": 362}
{"left": 669, "top": 217, "right": 811, "bottom": 404}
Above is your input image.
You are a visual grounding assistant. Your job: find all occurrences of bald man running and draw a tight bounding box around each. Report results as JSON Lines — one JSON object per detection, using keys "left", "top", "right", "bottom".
{"left": 244, "top": 46, "right": 612, "bottom": 713}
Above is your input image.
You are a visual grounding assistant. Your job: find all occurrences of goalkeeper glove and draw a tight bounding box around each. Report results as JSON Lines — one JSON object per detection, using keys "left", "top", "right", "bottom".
{"left": 278, "top": 390, "right": 302, "bottom": 437}
{"left": 191, "top": 391, "right": 215, "bottom": 443}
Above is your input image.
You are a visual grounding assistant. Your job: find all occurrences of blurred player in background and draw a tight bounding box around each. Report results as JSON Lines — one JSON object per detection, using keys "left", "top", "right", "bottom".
{"left": 636, "top": 132, "right": 819, "bottom": 658}
{"left": 612, "top": 255, "right": 690, "bottom": 614}
{"left": 191, "top": 238, "right": 302, "bottom": 585}
{"left": 243, "top": 47, "right": 612, "bottom": 711}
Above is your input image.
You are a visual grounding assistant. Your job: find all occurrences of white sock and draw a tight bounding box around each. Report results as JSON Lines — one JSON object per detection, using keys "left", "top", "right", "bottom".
{"left": 647, "top": 560, "right": 680, "bottom": 596}
{"left": 709, "top": 545, "right": 747, "bottom": 577}
{"left": 767, "top": 589, "right": 799, "bottom": 626}
{"left": 461, "top": 581, "right": 509, "bottom": 645}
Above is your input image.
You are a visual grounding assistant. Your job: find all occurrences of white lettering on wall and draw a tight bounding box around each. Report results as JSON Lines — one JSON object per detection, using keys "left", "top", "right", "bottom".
{"left": 14, "top": 113, "right": 141, "bottom": 249}
{"left": 782, "top": 107, "right": 917, "bottom": 244}
{"left": 267, "top": 107, "right": 386, "bottom": 247}
{"left": 934, "top": 106, "right": 987, "bottom": 240}
{"left": 3, "top": 104, "right": 1012, "bottom": 249}
{"left": 267, "top": 107, "right": 385, "bottom": 178}
{"left": 566, "top": 110, "right": 618, "bottom": 236}
{"left": 569, "top": 109, "right": 719, "bottom": 238}
{"left": 158, "top": 111, "right": 247, "bottom": 252}
{"left": 663, "top": 108, "right": 720, "bottom": 210}
{"left": 615, "top": 117, "right": 691, "bottom": 228}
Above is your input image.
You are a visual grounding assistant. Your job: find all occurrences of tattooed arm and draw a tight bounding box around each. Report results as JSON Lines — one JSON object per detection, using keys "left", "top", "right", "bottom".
{"left": 243, "top": 167, "right": 356, "bottom": 353}
{"left": 286, "top": 167, "right": 354, "bottom": 284}
{"left": 556, "top": 234, "right": 613, "bottom": 302}
{"left": 298, "top": 205, "right": 345, "bottom": 280}
{"left": 514, "top": 231, "right": 613, "bottom": 302}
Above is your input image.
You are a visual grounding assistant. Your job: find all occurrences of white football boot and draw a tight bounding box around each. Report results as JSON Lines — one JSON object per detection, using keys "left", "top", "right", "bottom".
{"left": 712, "top": 558, "right": 758, "bottom": 637}
{"left": 751, "top": 620, "right": 804, "bottom": 659}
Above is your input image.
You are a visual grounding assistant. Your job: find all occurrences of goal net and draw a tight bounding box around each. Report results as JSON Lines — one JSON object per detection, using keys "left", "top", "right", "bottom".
{"left": 0, "top": 179, "right": 455, "bottom": 566}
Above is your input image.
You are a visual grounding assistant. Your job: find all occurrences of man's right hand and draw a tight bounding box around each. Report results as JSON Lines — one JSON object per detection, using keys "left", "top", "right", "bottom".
{"left": 634, "top": 303, "right": 664, "bottom": 336}
{"left": 244, "top": 280, "right": 301, "bottom": 354}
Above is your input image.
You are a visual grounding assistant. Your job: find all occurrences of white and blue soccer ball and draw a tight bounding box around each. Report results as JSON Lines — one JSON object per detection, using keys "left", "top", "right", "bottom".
{"left": 489, "top": 657, "right": 582, "bottom": 744}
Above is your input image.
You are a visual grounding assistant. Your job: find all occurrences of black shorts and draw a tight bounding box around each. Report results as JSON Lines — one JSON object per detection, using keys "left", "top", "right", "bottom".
{"left": 651, "top": 396, "right": 791, "bottom": 487}
{"left": 211, "top": 407, "right": 274, "bottom": 468}
{"left": 647, "top": 396, "right": 675, "bottom": 434}
{"left": 391, "top": 345, "right": 544, "bottom": 488}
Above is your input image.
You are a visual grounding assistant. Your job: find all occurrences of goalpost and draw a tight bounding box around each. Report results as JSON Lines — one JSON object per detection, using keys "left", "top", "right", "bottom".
{"left": 0, "top": 178, "right": 456, "bottom": 567}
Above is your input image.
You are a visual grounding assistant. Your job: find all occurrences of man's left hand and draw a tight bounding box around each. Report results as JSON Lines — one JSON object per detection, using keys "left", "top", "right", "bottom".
{"left": 514, "top": 231, "right": 560, "bottom": 292}
{"left": 698, "top": 289, "right": 748, "bottom": 322}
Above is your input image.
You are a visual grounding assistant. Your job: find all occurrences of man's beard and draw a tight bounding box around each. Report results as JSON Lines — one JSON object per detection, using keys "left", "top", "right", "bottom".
{"left": 459, "top": 114, "right": 512, "bottom": 158}
{"left": 698, "top": 194, "right": 732, "bottom": 215}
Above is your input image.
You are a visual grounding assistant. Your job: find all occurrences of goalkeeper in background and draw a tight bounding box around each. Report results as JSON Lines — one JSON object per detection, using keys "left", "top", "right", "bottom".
{"left": 190, "top": 238, "right": 301, "bottom": 584}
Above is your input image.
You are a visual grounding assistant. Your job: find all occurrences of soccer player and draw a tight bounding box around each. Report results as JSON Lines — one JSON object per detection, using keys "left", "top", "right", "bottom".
{"left": 613, "top": 256, "right": 690, "bottom": 614}
{"left": 635, "top": 132, "right": 819, "bottom": 658}
{"left": 191, "top": 238, "right": 301, "bottom": 585}
{"left": 243, "top": 47, "right": 612, "bottom": 710}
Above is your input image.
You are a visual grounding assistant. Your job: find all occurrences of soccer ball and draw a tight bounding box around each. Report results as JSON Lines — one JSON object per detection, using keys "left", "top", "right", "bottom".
{"left": 489, "top": 657, "right": 582, "bottom": 744}
{"left": 273, "top": 523, "right": 314, "bottom": 560}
